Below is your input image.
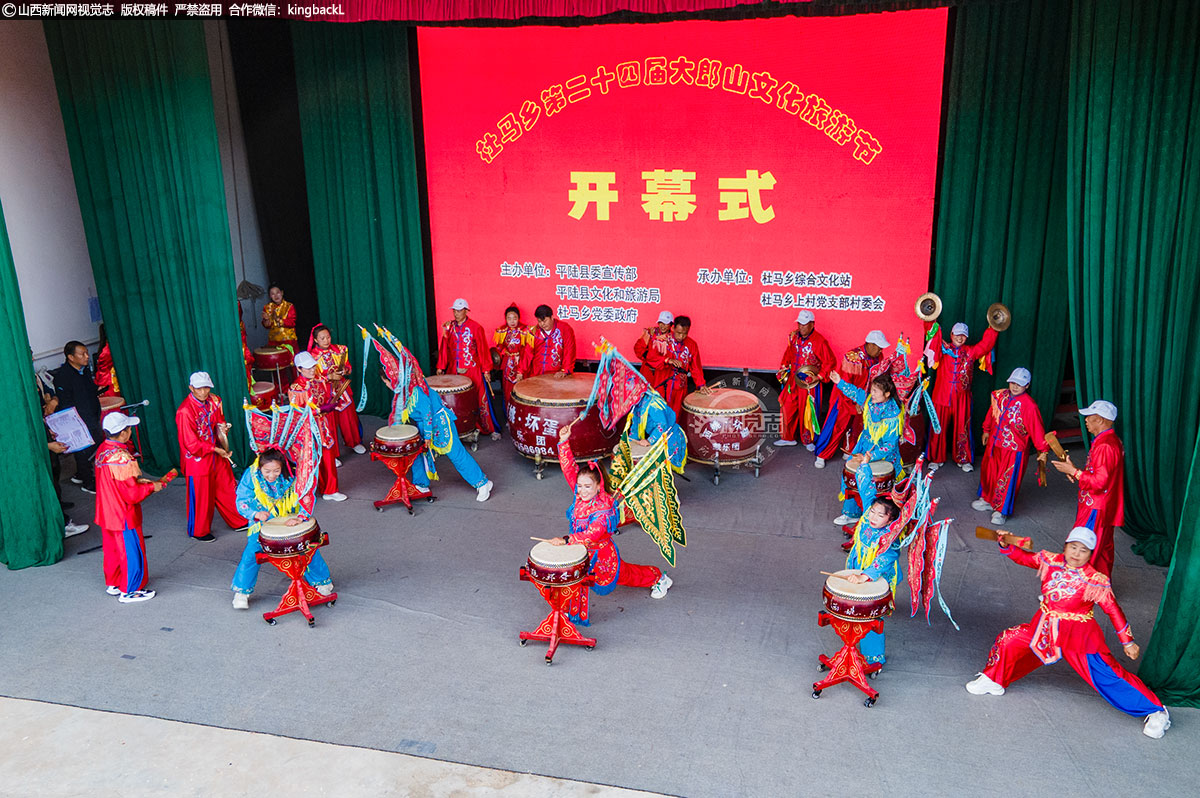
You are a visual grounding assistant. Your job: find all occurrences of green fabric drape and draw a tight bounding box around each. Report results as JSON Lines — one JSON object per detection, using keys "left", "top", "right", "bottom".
{"left": 0, "top": 197, "right": 65, "bottom": 570}
{"left": 932, "top": 0, "right": 1070, "bottom": 430}
{"left": 45, "top": 20, "right": 249, "bottom": 473}
{"left": 291, "top": 23, "right": 429, "bottom": 419}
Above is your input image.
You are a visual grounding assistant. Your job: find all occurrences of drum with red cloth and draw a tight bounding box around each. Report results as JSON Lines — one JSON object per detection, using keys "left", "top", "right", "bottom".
{"left": 250, "top": 381, "right": 277, "bottom": 411}
{"left": 428, "top": 374, "right": 480, "bottom": 439}
{"left": 508, "top": 374, "right": 621, "bottom": 477}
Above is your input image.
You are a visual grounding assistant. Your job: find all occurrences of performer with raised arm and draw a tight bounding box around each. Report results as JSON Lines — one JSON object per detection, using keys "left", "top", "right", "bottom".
{"left": 175, "top": 371, "right": 247, "bottom": 541}
{"left": 645, "top": 315, "right": 710, "bottom": 417}
{"left": 814, "top": 330, "right": 888, "bottom": 469}
{"left": 776, "top": 310, "right": 836, "bottom": 450}
{"left": 308, "top": 323, "right": 366, "bottom": 454}
{"left": 492, "top": 303, "right": 533, "bottom": 405}
{"left": 437, "top": 298, "right": 498, "bottom": 439}
{"left": 528, "top": 304, "right": 577, "bottom": 378}
{"left": 828, "top": 370, "right": 905, "bottom": 527}
{"left": 974, "top": 368, "right": 1049, "bottom": 526}
{"left": 261, "top": 284, "right": 297, "bottom": 345}
{"left": 633, "top": 310, "right": 674, "bottom": 380}
{"left": 1050, "top": 400, "right": 1125, "bottom": 576}
{"left": 924, "top": 319, "right": 1000, "bottom": 472}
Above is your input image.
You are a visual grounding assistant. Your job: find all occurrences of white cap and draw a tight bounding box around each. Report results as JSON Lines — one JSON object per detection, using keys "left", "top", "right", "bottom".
{"left": 864, "top": 330, "right": 889, "bottom": 349}
{"left": 1007, "top": 367, "right": 1032, "bottom": 387}
{"left": 951, "top": 322, "right": 969, "bottom": 337}
{"left": 293, "top": 351, "right": 318, "bottom": 370}
{"left": 451, "top": 298, "right": 470, "bottom": 311}
{"left": 657, "top": 310, "right": 674, "bottom": 325}
{"left": 189, "top": 371, "right": 214, "bottom": 389}
{"left": 1066, "top": 526, "right": 1097, "bottom": 551}
{"left": 102, "top": 412, "right": 140, "bottom": 436}
{"left": 796, "top": 310, "right": 815, "bottom": 325}
{"left": 1080, "top": 400, "right": 1118, "bottom": 421}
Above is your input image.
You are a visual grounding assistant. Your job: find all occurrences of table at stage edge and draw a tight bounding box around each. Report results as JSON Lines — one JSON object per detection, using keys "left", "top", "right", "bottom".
{"left": 369, "top": 440, "right": 434, "bottom": 515}
{"left": 253, "top": 535, "right": 337, "bottom": 628}
{"left": 518, "top": 569, "right": 597, "bottom": 665}
{"left": 811, "top": 611, "right": 883, "bottom": 706}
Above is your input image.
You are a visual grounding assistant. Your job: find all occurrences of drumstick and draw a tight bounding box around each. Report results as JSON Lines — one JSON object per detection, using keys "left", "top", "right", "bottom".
{"left": 530, "top": 536, "right": 556, "bottom": 542}
{"left": 974, "top": 526, "right": 1033, "bottom": 551}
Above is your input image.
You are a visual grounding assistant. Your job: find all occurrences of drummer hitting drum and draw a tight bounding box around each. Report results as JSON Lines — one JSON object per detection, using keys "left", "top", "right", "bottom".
{"left": 841, "top": 498, "right": 903, "bottom": 666}
{"left": 828, "top": 370, "right": 905, "bottom": 528}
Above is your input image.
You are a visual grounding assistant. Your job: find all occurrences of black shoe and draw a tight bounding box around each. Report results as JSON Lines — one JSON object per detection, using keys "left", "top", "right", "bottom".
{"left": 80, "top": 485, "right": 96, "bottom": 495}
{"left": 194, "top": 534, "right": 216, "bottom": 542}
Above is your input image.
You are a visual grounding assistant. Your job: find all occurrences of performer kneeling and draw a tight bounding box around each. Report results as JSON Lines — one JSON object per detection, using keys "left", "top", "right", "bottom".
{"left": 842, "top": 498, "right": 902, "bottom": 665}
{"left": 545, "top": 423, "right": 672, "bottom": 625}
{"left": 230, "top": 448, "right": 333, "bottom": 610}
{"left": 829, "top": 370, "right": 905, "bottom": 527}
{"left": 965, "top": 527, "right": 1170, "bottom": 739}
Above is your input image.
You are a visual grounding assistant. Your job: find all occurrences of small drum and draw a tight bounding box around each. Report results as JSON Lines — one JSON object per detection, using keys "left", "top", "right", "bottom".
{"left": 822, "top": 570, "right": 894, "bottom": 621}
{"left": 258, "top": 515, "right": 322, "bottom": 557}
{"left": 843, "top": 460, "right": 896, "bottom": 497}
{"left": 508, "top": 373, "right": 622, "bottom": 463}
{"left": 371, "top": 424, "right": 423, "bottom": 457}
{"left": 526, "top": 541, "right": 589, "bottom": 587}
{"left": 100, "top": 395, "right": 124, "bottom": 419}
{"left": 250, "top": 381, "right": 277, "bottom": 411}
{"left": 254, "top": 346, "right": 295, "bottom": 386}
{"left": 428, "top": 374, "right": 480, "bottom": 437}
{"left": 681, "top": 388, "right": 764, "bottom": 465}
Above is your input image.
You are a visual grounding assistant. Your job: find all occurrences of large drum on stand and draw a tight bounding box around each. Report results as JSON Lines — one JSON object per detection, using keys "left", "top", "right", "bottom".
{"left": 508, "top": 373, "right": 622, "bottom": 479}
{"left": 526, "top": 541, "right": 589, "bottom": 587}
{"left": 428, "top": 374, "right": 481, "bottom": 450}
{"left": 681, "top": 388, "right": 765, "bottom": 484}
{"left": 254, "top": 346, "right": 295, "bottom": 392}
{"left": 258, "top": 516, "right": 323, "bottom": 557}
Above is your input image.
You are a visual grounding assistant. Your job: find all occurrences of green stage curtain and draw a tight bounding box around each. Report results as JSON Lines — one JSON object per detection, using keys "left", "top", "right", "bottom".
{"left": 0, "top": 197, "right": 64, "bottom": 570}
{"left": 291, "top": 23, "right": 430, "bottom": 419}
{"left": 932, "top": 0, "right": 1070, "bottom": 432}
{"left": 44, "top": 20, "right": 250, "bottom": 473}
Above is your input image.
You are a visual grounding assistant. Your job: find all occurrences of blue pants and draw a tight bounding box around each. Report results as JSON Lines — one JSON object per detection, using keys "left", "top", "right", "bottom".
{"left": 231, "top": 534, "right": 331, "bottom": 594}
{"left": 410, "top": 434, "right": 488, "bottom": 489}
{"left": 858, "top": 629, "right": 886, "bottom": 664}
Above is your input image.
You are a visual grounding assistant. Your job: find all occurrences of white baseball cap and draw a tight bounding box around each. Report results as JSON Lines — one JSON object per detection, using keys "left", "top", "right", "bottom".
{"left": 293, "top": 351, "right": 318, "bottom": 370}
{"left": 189, "top": 371, "right": 214, "bottom": 389}
{"left": 1007, "top": 367, "right": 1032, "bottom": 387}
{"left": 796, "top": 310, "right": 815, "bottom": 325}
{"left": 102, "top": 412, "right": 140, "bottom": 436}
{"left": 451, "top": 298, "right": 470, "bottom": 311}
{"left": 1066, "top": 526, "right": 1097, "bottom": 551}
{"left": 657, "top": 310, "right": 674, "bottom": 325}
{"left": 951, "top": 322, "right": 969, "bottom": 337}
{"left": 864, "top": 330, "right": 889, "bottom": 349}
{"left": 1080, "top": 400, "right": 1118, "bottom": 421}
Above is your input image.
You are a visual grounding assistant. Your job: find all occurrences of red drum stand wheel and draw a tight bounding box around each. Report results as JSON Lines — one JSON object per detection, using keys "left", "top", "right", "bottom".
{"left": 811, "top": 611, "right": 882, "bottom": 706}
{"left": 370, "top": 446, "right": 433, "bottom": 514}
{"left": 255, "top": 535, "right": 336, "bottom": 628}
{"left": 518, "top": 567, "right": 596, "bottom": 664}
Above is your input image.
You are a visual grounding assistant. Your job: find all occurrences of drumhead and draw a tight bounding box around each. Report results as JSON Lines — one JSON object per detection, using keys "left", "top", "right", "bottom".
{"left": 100, "top": 396, "right": 124, "bottom": 411}
{"left": 868, "top": 461, "right": 895, "bottom": 477}
{"left": 255, "top": 346, "right": 288, "bottom": 356}
{"left": 511, "top": 373, "right": 593, "bottom": 406}
{"left": 683, "top": 387, "right": 758, "bottom": 415}
{"left": 260, "top": 515, "right": 317, "bottom": 536}
{"left": 825, "top": 570, "right": 890, "bottom": 600}
{"left": 529, "top": 541, "right": 588, "bottom": 567}
{"left": 427, "top": 374, "right": 472, "bottom": 394}
{"left": 375, "top": 424, "right": 419, "bottom": 442}
{"left": 251, "top": 381, "right": 274, "bottom": 396}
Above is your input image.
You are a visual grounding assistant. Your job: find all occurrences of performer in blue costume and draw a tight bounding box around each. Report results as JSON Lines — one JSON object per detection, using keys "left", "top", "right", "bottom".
{"left": 843, "top": 497, "right": 902, "bottom": 665}
{"left": 829, "top": 370, "right": 906, "bottom": 527}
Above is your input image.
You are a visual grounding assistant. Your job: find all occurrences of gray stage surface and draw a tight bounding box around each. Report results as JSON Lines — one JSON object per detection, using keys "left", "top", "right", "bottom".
{"left": 2, "top": 416, "right": 1195, "bottom": 797}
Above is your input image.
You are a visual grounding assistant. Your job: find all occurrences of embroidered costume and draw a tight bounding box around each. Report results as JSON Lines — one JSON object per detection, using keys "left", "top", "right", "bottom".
{"left": 437, "top": 317, "right": 496, "bottom": 435}
{"left": 94, "top": 439, "right": 155, "bottom": 594}
{"left": 1074, "top": 429, "right": 1126, "bottom": 576}
{"left": 528, "top": 319, "right": 577, "bottom": 377}
{"left": 646, "top": 334, "right": 704, "bottom": 418}
{"left": 834, "top": 381, "right": 906, "bottom": 520}
{"left": 309, "top": 331, "right": 363, "bottom": 451}
{"left": 815, "top": 345, "right": 882, "bottom": 460}
{"left": 288, "top": 374, "right": 340, "bottom": 495}
{"left": 978, "top": 389, "right": 1049, "bottom": 516}
{"left": 925, "top": 327, "right": 998, "bottom": 465}
{"left": 175, "top": 393, "right": 247, "bottom": 538}
{"left": 633, "top": 325, "right": 672, "bottom": 380}
{"left": 846, "top": 517, "right": 903, "bottom": 663}
{"left": 493, "top": 316, "right": 533, "bottom": 403}
{"left": 261, "top": 299, "right": 297, "bottom": 345}
{"left": 778, "top": 328, "right": 836, "bottom": 445}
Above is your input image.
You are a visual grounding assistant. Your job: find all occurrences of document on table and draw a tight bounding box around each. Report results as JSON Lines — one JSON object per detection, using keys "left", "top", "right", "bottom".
{"left": 45, "top": 408, "right": 94, "bottom": 453}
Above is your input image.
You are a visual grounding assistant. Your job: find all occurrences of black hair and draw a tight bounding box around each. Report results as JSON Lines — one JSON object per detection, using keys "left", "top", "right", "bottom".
{"left": 258, "top": 448, "right": 288, "bottom": 469}
{"left": 673, "top": 315, "right": 692, "bottom": 328}
{"left": 63, "top": 340, "right": 87, "bottom": 359}
{"left": 576, "top": 468, "right": 604, "bottom": 488}
{"left": 534, "top": 304, "right": 553, "bottom": 320}
{"left": 505, "top": 304, "right": 520, "bottom": 317}
{"left": 870, "top": 373, "right": 897, "bottom": 400}
{"left": 311, "top": 324, "right": 331, "bottom": 339}
{"left": 869, "top": 497, "right": 900, "bottom": 522}
{"left": 269, "top": 283, "right": 283, "bottom": 294}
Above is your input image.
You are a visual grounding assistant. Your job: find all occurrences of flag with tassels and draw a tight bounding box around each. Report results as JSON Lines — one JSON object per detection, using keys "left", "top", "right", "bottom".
{"left": 243, "top": 399, "right": 324, "bottom": 515}
{"left": 615, "top": 433, "right": 687, "bottom": 566}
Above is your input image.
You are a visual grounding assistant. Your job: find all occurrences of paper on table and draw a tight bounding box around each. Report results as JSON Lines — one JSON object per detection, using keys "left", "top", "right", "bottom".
{"left": 45, "top": 407, "right": 95, "bottom": 453}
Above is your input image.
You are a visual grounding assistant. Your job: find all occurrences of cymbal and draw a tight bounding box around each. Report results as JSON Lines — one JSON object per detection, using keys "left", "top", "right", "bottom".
{"left": 987, "top": 302, "right": 1012, "bottom": 331}
{"left": 915, "top": 292, "right": 942, "bottom": 322}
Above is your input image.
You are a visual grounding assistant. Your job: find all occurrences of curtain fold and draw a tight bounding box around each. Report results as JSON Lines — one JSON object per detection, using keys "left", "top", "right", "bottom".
{"left": 0, "top": 196, "right": 65, "bottom": 570}
{"left": 291, "top": 23, "right": 430, "bottom": 418}
{"left": 44, "top": 20, "right": 250, "bottom": 473}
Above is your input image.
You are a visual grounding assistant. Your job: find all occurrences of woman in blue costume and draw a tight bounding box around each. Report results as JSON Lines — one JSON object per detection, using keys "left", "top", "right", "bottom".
{"left": 829, "top": 370, "right": 905, "bottom": 527}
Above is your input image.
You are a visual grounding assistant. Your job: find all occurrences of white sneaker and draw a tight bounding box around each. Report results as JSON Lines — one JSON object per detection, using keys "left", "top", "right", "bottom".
{"left": 928, "top": 462, "right": 942, "bottom": 472}
{"left": 1143, "top": 709, "right": 1171, "bottom": 739}
{"left": 64, "top": 521, "right": 89, "bottom": 537}
{"left": 650, "top": 573, "right": 673, "bottom": 599}
{"left": 105, "top": 586, "right": 121, "bottom": 596}
{"left": 334, "top": 458, "right": 342, "bottom": 467}
{"left": 70, "top": 476, "right": 83, "bottom": 485}
{"left": 814, "top": 458, "right": 826, "bottom": 469}
{"left": 775, "top": 439, "right": 798, "bottom": 447}
{"left": 315, "top": 582, "right": 334, "bottom": 596}
{"left": 805, "top": 443, "right": 816, "bottom": 452}
{"left": 833, "top": 514, "right": 858, "bottom": 527}
{"left": 971, "top": 499, "right": 991, "bottom": 512}
{"left": 965, "top": 672, "right": 1005, "bottom": 696}
{"left": 960, "top": 463, "right": 974, "bottom": 473}
{"left": 490, "top": 432, "right": 501, "bottom": 441}
{"left": 842, "top": 453, "right": 851, "bottom": 461}
{"left": 232, "top": 592, "right": 249, "bottom": 610}
{"left": 118, "top": 589, "right": 156, "bottom": 604}
{"left": 476, "top": 480, "right": 494, "bottom": 502}
{"left": 352, "top": 444, "right": 367, "bottom": 455}
{"left": 322, "top": 492, "right": 348, "bottom": 502}
{"left": 991, "top": 512, "right": 1008, "bottom": 525}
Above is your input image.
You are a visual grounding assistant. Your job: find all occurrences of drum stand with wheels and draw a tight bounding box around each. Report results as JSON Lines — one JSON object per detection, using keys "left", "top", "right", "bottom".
{"left": 255, "top": 536, "right": 336, "bottom": 628}
{"left": 812, "top": 611, "right": 883, "bottom": 707}
{"left": 703, "top": 449, "right": 764, "bottom": 486}
{"left": 370, "top": 444, "right": 435, "bottom": 514}
{"left": 518, "top": 569, "right": 596, "bottom": 665}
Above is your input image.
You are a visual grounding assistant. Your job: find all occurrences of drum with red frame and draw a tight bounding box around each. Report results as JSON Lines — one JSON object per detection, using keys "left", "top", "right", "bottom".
{"left": 100, "top": 395, "right": 125, "bottom": 419}
{"left": 526, "top": 541, "right": 589, "bottom": 587}
{"left": 254, "top": 346, "right": 295, "bottom": 387}
{"left": 508, "top": 374, "right": 621, "bottom": 472}
{"left": 843, "top": 460, "right": 896, "bottom": 500}
{"left": 681, "top": 388, "right": 764, "bottom": 466}
{"left": 370, "top": 424, "right": 423, "bottom": 458}
{"left": 250, "top": 381, "right": 277, "bottom": 412}
{"left": 428, "top": 374, "right": 480, "bottom": 439}
{"left": 258, "top": 516, "right": 323, "bottom": 558}
{"left": 822, "top": 570, "right": 894, "bottom": 621}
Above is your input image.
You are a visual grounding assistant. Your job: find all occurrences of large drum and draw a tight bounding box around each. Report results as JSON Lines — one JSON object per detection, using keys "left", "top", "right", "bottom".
{"left": 822, "top": 570, "right": 894, "bottom": 621}
{"left": 681, "top": 388, "right": 764, "bottom": 465}
{"left": 100, "top": 395, "right": 125, "bottom": 419}
{"left": 371, "top": 424, "right": 423, "bottom": 458}
{"left": 508, "top": 374, "right": 622, "bottom": 464}
{"left": 843, "top": 460, "right": 896, "bottom": 499}
{"left": 258, "top": 515, "right": 322, "bottom": 557}
{"left": 250, "top": 381, "right": 277, "bottom": 412}
{"left": 526, "top": 541, "right": 589, "bottom": 587}
{"left": 428, "top": 374, "right": 480, "bottom": 437}
{"left": 254, "top": 346, "right": 295, "bottom": 386}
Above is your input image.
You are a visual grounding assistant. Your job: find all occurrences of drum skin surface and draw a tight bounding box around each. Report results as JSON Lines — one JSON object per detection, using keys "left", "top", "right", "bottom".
{"left": 822, "top": 570, "right": 894, "bottom": 621}
{"left": 526, "top": 541, "right": 589, "bottom": 587}
{"left": 258, "top": 516, "right": 322, "bottom": 557}
{"left": 371, "top": 424, "right": 423, "bottom": 457}
{"left": 428, "top": 375, "right": 480, "bottom": 436}
{"left": 681, "top": 388, "right": 764, "bottom": 465}
{"left": 100, "top": 395, "right": 124, "bottom": 418}
{"left": 508, "top": 374, "right": 621, "bottom": 462}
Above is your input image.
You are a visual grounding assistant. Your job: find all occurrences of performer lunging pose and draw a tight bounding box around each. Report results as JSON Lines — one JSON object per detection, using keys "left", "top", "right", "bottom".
{"left": 842, "top": 498, "right": 902, "bottom": 665}
{"left": 829, "top": 371, "right": 905, "bottom": 527}
{"left": 975, "top": 368, "right": 1049, "bottom": 526}
{"left": 1051, "top": 400, "right": 1125, "bottom": 577}
{"left": 966, "top": 527, "right": 1170, "bottom": 739}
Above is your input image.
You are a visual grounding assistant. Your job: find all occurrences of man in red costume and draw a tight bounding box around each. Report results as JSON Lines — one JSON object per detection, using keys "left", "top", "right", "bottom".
{"left": 290, "top": 351, "right": 346, "bottom": 502}
{"left": 814, "top": 330, "right": 888, "bottom": 469}
{"left": 437, "top": 298, "right": 497, "bottom": 439}
{"left": 528, "top": 304, "right": 577, "bottom": 378}
{"left": 309, "top": 323, "right": 366, "bottom": 454}
{"left": 176, "top": 371, "right": 247, "bottom": 541}
{"left": 776, "top": 310, "right": 836, "bottom": 450}
{"left": 966, "top": 527, "right": 1170, "bottom": 739}
{"left": 974, "top": 367, "right": 1049, "bottom": 526}
{"left": 1051, "top": 400, "right": 1125, "bottom": 576}
{"left": 925, "top": 320, "right": 1000, "bottom": 472}
{"left": 633, "top": 310, "right": 674, "bottom": 380}
{"left": 95, "top": 412, "right": 163, "bottom": 603}
{"left": 646, "top": 315, "right": 709, "bottom": 417}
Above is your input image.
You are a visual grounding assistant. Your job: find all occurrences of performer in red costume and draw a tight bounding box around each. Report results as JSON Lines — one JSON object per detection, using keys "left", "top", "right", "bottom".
{"left": 966, "top": 527, "right": 1170, "bottom": 739}
{"left": 974, "top": 367, "right": 1049, "bottom": 526}
{"left": 924, "top": 320, "right": 1000, "bottom": 472}
{"left": 776, "top": 310, "right": 836, "bottom": 450}
{"left": 1051, "top": 400, "right": 1125, "bottom": 576}
{"left": 528, "top": 304, "right": 577, "bottom": 378}
{"left": 176, "top": 372, "right": 247, "bottom": 541}
{"left": 261, "top": 284, "right": 297, "bottom": 345}
{"left": 646, "top": 315, "right": 709, "bottom": 417}
{"left": 437, "top": 298, "right": 497, "bottom": 438}
{"left": 94, "top": 324, "right": 120, "bottom": 397}
{"left": 95, "top": 412, "right": 164, "bottom": 603}
{"left": 633, "top": 310, "right": 674, "bottom": 380}
{"left": 544, "top": 422, "right": 672, "bottom": 625}
{"left": 814, "top": 330, "right": 888, "bottom": 468}
{"left": 308, "top": 323, "right": 366, "bottom": 454}
{"left": 289, "top": 351, "right": 345, "bottom": 502}
{"left": 492, "top": 303, "right": 533, "bottom": 405}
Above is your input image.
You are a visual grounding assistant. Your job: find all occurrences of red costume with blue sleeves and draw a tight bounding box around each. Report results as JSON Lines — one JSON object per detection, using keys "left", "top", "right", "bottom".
{"left": 529, "top": 319, "right": 577, "bottom": 377}
{"left": 978, "top": 389, "right": 1049, "bottom": 516}
{"left": 94, "top": 439, "right": 155, "bottom": 593}
{"left": 1074, "top": 428, "right": 1126, "bottom": 576}
{"left": 310, "top": 339, "right": 363, "bottom": 450}
{"left": 815, "top": 345, "right": 880, "bottom": 460}
{"left": 289, "top": 374, "right": 339, "bottom": 494}
{"left": 493, "top": 320, "right": 533, "bottom": 403}
{"left": 437, "top": 317, "right": 495, "bottom": 435}
{"left": 646, "top": 335, "right": 704, "bottom": 418}
{"left": 980, "top": 545, "right": 1164, "bottom": 718}
{"left": 778, "top": 328, "right": 836, "bottom": 445}
{"left": 560, "top": 437, "right": 661, "bottom": 626}
{"left": 175, "top": 393, "right": 247, "bottom": 538}
{"left": 925, "top": 326, "right": 998, "bottom": 465}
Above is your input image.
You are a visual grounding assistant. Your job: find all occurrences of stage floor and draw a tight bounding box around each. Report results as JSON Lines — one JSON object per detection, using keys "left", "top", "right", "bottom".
{"left": 2, "top": 416, "right": 1194, "bottom": 797}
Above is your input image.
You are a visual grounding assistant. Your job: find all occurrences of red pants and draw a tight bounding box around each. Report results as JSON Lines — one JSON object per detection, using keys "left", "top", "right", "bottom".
{"left": 780, "top": 384, "right": 822, "bottom": 444}
{"left": 185, "top": 459, "right": 246, "bottom": 537}
{"left": 469, "top": 372, "right": 496, "bottom": 435}
{"left": 317, "top": 446, "right": 339, "bottom": 495}
{"left": 332, "top": 405, "right": 362, "bottom": 449}
{"left": 617, "top": 561, "right": 662, "bottom": 588}
{"left": 978, "top": 447, "right": 1028, "bottom": 515}
{"left": 926, "top": 394, "right": 974, "bottom": 465}
{"left": 102, "top": 525, "right": 148, "bottom": 594}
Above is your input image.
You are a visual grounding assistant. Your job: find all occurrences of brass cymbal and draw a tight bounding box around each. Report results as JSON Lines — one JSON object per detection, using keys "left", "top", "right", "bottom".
{"left": 987, "top": 302, "right": 1012, "bottom": 332}
{"left": 915, "top": 292, "right": 942, "bottom": 322}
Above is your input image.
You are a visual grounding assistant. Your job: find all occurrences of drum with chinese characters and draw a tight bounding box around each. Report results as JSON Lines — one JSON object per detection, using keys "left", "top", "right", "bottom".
{"left": 250, "top": 381, "right": 277, "bottom": 411}
{"left": 526, "top": 541, "right": 589, "bottom": 588}
{"left": 508, "top": 374, "right": 622, "bottom": 464}
{"left": 100, "top": 395, "right": 125, "bottom": 419}
{"left": 254, "top": 345, "right": 295, "bottom": 386}
{"left": 371, "top": 424, "right": 423, "bottom": 458}
{"left": 428, "top": 374, "right": 480, "bottom": 437}
{"left": 258, "top": 515, "right": 323, "bottom": 558}
{"left": 681, "top": 388, "right": 764, "bottom": 466}
{"left": 822, "top": 570, "right": 894, "bottom": 622}
{"left": 843, "top": 460, "right": 896, "bottom": 499}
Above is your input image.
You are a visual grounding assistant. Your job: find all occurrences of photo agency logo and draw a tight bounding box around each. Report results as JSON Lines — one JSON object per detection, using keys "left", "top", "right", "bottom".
{"left": 698, "top": 370, "right": 784, "bottom": 470}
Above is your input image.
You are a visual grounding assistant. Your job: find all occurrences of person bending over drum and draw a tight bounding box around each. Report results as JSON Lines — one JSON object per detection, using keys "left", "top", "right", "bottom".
{"left": 545, "top": 422, "right": 672, "bottom": 625}
{"left": 842, "top": 498, "right": 902, "bottom": 666}
{"left": 829, "top": 371, "right": 905, "bottom": 527}
{"left": 230, "top": 448, "right": 333, "bottom": 610}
